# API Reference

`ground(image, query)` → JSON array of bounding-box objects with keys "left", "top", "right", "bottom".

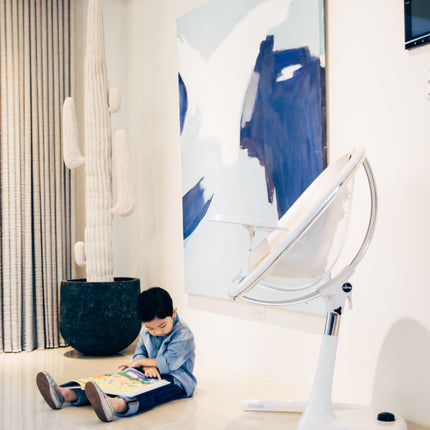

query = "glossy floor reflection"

[{"left": 0, "top": 345, "right": 427, "bottom": 429}]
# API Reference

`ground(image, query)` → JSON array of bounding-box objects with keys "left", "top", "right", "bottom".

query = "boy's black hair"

[{"left": 136, "top": 287, "right": 174, "bottom": 322}]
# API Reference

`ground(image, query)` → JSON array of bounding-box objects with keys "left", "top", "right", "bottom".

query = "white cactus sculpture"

[{"left": 63, "top": 0, "right": 136, "bottom": 282}]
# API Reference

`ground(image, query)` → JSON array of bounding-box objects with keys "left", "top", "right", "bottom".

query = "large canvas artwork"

[{"left": 177, "top": 0, "right": 327, "bottom": 312}]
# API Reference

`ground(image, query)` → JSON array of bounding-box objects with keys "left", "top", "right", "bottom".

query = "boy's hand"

[
  {"left": 118, "top": 357, "right": 158, "bottom": 372},
  {"left": 117, "top": 361, "right": 139, "bottom": 371},
  {"left": 143, "top": 366, "right": 161, "bottom": 379},
  {"left": 118, "top": 358, "right": 160, "bottom": 372}
]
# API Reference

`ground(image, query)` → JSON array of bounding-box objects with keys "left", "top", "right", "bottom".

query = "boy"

[{"left": 36, "top": 287, "right": 197, "bottom": 422}]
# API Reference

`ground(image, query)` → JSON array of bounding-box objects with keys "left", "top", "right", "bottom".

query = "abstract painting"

[{"left": 177, "top": 0, "right": 327, "bottom": 312}]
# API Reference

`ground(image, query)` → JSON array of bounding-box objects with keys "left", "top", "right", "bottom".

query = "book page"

[{"left": 71, "top": 368, "right": 170, "bottom": 397}]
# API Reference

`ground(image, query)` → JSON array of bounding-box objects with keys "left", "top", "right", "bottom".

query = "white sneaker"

[
  {"left": 85, "top": 381, "right": 115, "bottom": 422},
  {"left": 36, "top": 371, "right": 65, "bottom": 410}
]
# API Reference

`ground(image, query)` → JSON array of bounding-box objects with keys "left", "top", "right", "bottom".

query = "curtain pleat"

[
  {"left": 0, "top": 1, "right": 3, "bottom": 352},
  {"left": 0, "top": 0, "right": 74, "bottom": 352}
]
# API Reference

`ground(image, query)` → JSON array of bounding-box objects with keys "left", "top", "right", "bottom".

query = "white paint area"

[
  {"left": 178, "top": 0, "right": 293, "bottom": 167},
  {"left": 277, "top": 64, "right": 303, "bottom": 81}
]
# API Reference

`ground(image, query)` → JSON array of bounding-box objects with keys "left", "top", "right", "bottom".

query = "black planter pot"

[{"left": 60, "top": 277, "right": 141, "bottom": 356}]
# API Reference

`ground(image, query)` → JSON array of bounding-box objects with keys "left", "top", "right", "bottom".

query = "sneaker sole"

[
  {"left": 85, "top": 382, "right": 114, "bottom": 422},
  {"left": 36, "top": 372, "right": 62, "bottom": 410}
]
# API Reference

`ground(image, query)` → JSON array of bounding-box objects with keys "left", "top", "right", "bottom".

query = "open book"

[{"left": 65, "top": 368, "right": 170, "bottom": 397}]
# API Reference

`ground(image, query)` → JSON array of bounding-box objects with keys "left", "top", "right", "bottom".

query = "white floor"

[{"left": 0, "top": 345, "right": 427, "bottom": 430}]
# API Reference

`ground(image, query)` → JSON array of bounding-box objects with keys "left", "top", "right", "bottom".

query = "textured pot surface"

[{"left": 60, "top": 278, "right": 141, "bottom": 355}]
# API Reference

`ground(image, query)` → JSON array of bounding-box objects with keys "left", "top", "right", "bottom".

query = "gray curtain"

[{"left": 0, "top": 0, "right": 75, "bottom": 352}]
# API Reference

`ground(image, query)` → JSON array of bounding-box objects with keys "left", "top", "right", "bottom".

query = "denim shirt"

[{"left": 133, "top": 314, "right": 197, "bottom": 397}]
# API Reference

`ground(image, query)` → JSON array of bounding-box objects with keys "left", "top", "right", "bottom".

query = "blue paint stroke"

[
  {"left": 241, "top": 35, "right": 327, "bottom": 218},
  {"left": 178, "top": 73, "right": 188, "bottom": 134},
  {"left": 182, "top": 178, "right": 214, "bottom": 240}
]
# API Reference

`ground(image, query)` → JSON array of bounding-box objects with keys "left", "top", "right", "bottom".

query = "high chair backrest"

[{"left": 230, "top": 148, "right": 367, "bottom": 300}]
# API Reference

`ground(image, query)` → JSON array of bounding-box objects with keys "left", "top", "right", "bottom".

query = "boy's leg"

[
  {"left": 36, "top": 372, "right": 65, "bottom": 410},
  {"left": 62, "top": 387, "right": 90, "bottom": 406},
  {"left": 84, "top": 375, "right": 186, "bottom": 422},
  {"left": 36, "top": 371, "right": 90, "bottom": 410},
  {"left": 59, "top": 381, "right": 90, "bottom": 406},
  {"left": 116, "top": 375, "right": 186, "bottom": 417},
  {"left": 85, "top": 381, "right": 116, "bottom": 422}
]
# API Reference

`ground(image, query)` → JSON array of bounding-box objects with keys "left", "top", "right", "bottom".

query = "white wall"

[
  {"left": 76, "top": 0, "right": 430, "bottom": 425},
  {"left": 327, "top": 0, "right": 430, "bottom": 422}
]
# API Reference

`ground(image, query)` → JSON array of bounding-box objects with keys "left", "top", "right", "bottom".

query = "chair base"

[
  {"left": 297, "top": 406, "right": 407, "bottom": 430},
  {"left": 242, "top": 401, "right": 406, "bottom": 430}
]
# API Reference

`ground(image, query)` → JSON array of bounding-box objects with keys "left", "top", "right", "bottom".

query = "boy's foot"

[
  {"left": 36, "top": 371, "right": 65, "bottom": 409},
  {"left": 85, "top": 381, "right": 115, "bottom": 422}
]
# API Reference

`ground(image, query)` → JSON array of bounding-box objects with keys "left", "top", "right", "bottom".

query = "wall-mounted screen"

[{"left": 405, "top": 0, "right": 430, "bottom": 49}]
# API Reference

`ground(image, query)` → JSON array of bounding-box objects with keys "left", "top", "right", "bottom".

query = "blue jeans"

[
  {"left": 63, "top": 375, "right": 186, "bottom": 417},
  {"left": 117, "top": 375, "right": 186, "bottom": 416}
]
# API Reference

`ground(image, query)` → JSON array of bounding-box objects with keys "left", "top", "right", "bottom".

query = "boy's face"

[{"left": 144, "top": 308, "right": 177, "bottom": 337}]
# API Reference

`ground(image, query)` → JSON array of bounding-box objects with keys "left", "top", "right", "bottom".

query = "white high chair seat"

[{"left": 229, "top": 148, "right": 366, "bottom": 302}]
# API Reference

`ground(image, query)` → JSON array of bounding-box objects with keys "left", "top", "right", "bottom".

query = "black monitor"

[{"left": 405, "top": 0, "right": 430, "bottom": 49}]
